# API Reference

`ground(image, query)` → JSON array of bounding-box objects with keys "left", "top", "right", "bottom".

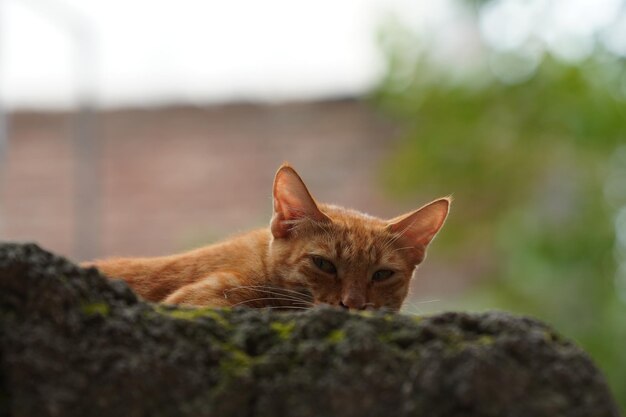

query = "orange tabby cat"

[{"left": 85, "top": 164, "right": 450, "bottom": 311}]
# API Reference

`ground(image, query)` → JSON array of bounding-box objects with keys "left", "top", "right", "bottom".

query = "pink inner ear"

[
  {"left": 388, "top": 198, "right": 450, "bottom": 248},
  {"left": 271, "top": 165, "right": 328, "bottom": 238},
  {"left": 276, "top": 188, "right": 314, "bottom": 221}
]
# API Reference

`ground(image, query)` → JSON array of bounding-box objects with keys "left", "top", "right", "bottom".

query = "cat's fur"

[{"left": 84, "top": 164, "right": 450, "bottom": 311}]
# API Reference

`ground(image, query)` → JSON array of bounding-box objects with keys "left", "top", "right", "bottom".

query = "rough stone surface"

[{"left": 0, "top": 243, "right": 621, "bottom": 417}]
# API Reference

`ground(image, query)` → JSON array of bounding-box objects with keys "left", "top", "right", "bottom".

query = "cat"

[{"left": 84, "top": 164, "right": 450, "bottom": 311}]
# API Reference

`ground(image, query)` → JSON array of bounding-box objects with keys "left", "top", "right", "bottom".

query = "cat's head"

[{"left": 269, "top": 164, "right": 450, "bottom": 311}]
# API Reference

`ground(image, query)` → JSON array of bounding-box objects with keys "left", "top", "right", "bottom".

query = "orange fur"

[{"left": 83, "top": 164, "right": 450, "bottom": 311}]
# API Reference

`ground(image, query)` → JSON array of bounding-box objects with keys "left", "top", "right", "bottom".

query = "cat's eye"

[
  {"left": 311, "top": 256, "right": 337, "bottom": 274},
  {"left": 372, "top": 269, "right": 394, "bottom": 282}
]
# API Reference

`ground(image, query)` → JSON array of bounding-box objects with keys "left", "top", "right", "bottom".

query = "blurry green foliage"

[{"left": 372, "top": 12, "right": 626, "bottom": 411}]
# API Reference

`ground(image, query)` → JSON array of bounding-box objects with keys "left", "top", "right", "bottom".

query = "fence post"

[{"left": 0, "top": 0, "right": 8, "bottom": 238}]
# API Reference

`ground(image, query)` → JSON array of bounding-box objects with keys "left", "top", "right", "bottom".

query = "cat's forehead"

[
  {"left": 313, "top": 204, "right": 406, "bottom": 263},
  {"left": 320, "top": 204, "right": 385, "bottom": 226},
  {"left": 318, "top": 225, "right": 408, "bottom": 270},
  {"left": 320, "top": 204, "right": 391, "bottom": 244}
]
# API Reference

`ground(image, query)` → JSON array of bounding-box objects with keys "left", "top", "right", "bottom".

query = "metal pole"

[
  {"left": 19, "top": 0, "right": 100, "bottom": 260},
  {"left": 0, "top": 0, "right": 8, "bottom": 239},
  {"left": 71, "top": 22, "right": 100, "bottom": 261}
]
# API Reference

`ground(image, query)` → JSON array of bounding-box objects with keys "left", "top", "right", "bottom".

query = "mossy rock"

[{"left": 0, "top": 243, "right": 621, "bottom": 417}]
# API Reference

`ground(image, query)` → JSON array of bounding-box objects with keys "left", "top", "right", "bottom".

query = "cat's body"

[{"left": 86, "top": 165, "right": 450, "bottom": 311}]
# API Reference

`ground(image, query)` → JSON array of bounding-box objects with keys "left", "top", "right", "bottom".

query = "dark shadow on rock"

[{"left": 0, "top": 243, "right": 621, "bottom": 417}]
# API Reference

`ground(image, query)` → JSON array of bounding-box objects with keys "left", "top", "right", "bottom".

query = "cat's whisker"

[
  {"left": 395, "top": 217, "right": 420, "bottom": 238},
  {"left": 231, "top": 296, "right": 314, "bottom": 308},
  {"left": 249, "top": 289, "right": 311, "bottom": 302},
  {"left": 402, "top": 304, "right": 424, "bottom": 315},
  {"left": 380, "top": 217, "right": 420, "bottom": 253},
  {"left": 227, "top": 290, "right": 312, "bottom": 305},
  {"left": 384, "top": 232, "right": 407, "bottom": 249},
  {"left": 240, "top": 284, "right": 313, "bottom": 299},
  {"left": 380, "top": 232, "right": 407, "bottom": 253},
  {"left": 223, "top": 285, "right": 306, "bottom": 298},
  {"left": 224, "top": 287, "right": 311, "bottom": 303},
  {"left": 262, "top": 305, "right": 311, "bottom": 311},
  {"left": 224, "top": 284, "right": 301, "bottom": 295},
  {"left": 391, "top": 246, "right": 414, "bottom": 253},
  {"left": 223, "top": 286, "right": 306, "bottom": 301},
  {"left": 402, "top": 298, "right": 442, "bottom": 315},
  {"left": 225, "top": 285, "right": 313, "bottom": 302},
  {"left": 413, "top": 299, "right": 440, "bottom": 304}
]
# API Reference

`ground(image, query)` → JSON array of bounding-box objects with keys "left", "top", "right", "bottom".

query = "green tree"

[{"left": 373, "top": 13, "right": 626, "bottom": 410}]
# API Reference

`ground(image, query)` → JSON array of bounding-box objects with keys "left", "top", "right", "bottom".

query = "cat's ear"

[
  {"left": 387, "top": 197, "right": 451, "bottom": 252},
  {"left": 271, "top": 164, "right": 329, "bottom": 238}
]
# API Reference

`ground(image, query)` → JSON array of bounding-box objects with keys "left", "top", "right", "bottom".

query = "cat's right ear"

[{"left": 271, "top": 164, "right": 329, "bottom": 238}]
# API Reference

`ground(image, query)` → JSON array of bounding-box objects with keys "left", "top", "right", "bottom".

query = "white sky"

[
  {"left": 0, "top": 0, "right": 623, "bottom": 109},
  {"left": 0, "top": 0, "right": 460, "bottom": 109}
]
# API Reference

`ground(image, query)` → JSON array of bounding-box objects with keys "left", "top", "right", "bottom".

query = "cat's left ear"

[
  {"left": 387, "top": 197, "right": 451, "bottom": 252},
  {"left": 271, "top": 164, "right": 330, "bottom": 238}
]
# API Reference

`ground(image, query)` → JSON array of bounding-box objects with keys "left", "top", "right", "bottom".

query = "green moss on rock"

[
  {"left": 270, "top": 320, "right": 296, "bottom": 340},
  {"left": 156, "top": 305, "right": 231, "bottom": 327},
  {"left": 326, "top": 329, "right": 346, "bottom": 344},
  {"left": 80, "top": 302, "right": 110, "bottom": 316},
  {"left": 219, "top": 346, "right": 254, "bottom": 377}
]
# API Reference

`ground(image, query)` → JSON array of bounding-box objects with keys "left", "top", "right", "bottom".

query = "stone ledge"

[{"left": 0, "top": 243, "right": 620, "bottom": 417}]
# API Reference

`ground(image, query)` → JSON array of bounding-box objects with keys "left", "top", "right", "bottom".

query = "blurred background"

[{"left": 0, "top": 0, "right": 625, "bottom": 409}]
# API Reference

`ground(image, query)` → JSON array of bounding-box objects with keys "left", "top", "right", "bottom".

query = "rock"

[{"left": 0, "top": 243, "right": 621, "bottom": 417}]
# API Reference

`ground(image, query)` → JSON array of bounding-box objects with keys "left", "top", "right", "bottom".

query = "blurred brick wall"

[{"left": 1, "top": 99, "right": 402, "bottom": 261}]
